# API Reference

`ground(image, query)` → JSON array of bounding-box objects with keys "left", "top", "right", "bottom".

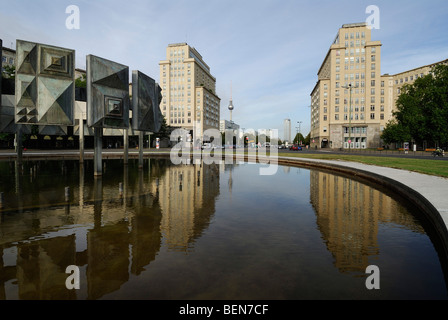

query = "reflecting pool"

[{"left": 0, "top": 158, "right": 447, "bottom": 300}]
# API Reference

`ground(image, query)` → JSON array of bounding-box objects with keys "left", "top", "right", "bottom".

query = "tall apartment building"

[
  {"left": 284, "top": 119, "right": 291, "bottom": 143},
  {"left": 311, "top": 23, "right": 448, "bottom": 150},
  {"left": 311, "top": 23, "right": 386, "bottom": 149},
  {"left": 159, "top": 43, "right": 220, "bottom": 142}
]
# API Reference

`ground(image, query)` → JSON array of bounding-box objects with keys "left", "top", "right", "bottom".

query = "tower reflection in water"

[
  {"left": 310, "top": 170, "right": 426, "bottom": 275},
  {"left": 0, "top": 159, "right": 220, "bottom": 300}
]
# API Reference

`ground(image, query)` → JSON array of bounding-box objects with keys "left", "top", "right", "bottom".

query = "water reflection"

[
  {"left": 0, "top": 159, "right": 446, "bottom": 300},
  {"left": 310, "top": 171, "right": 425, "bottom": 274},
  {"left": 0, "top": 159, "right": 220, "bottom": 299}
]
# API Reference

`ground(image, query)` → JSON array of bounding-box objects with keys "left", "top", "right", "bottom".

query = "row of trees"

[{"left": 381, "top": 64, "right": 448, "bottom": 148}]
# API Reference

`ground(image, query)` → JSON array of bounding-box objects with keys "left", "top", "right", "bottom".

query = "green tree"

[
  {"left": 381, "top": 120, "right": 411, "bottom": 145},
  {"left": 293, "top": 133, "right": 306, "bottom": 145},
  {"left": 2, "top": 65, "right": 15, "bottom": 79},
  {"left": 382, "top": 64, "right": 448, "bottom": 146},
  {"left": 304, "top": 132, "right": 311, "bottom": 145},
  {"left": 152, "top": 115, "right": 172, "bottom": 140},
  {"left": 75, "top": 74, "right": 87, "bottom": 88}
]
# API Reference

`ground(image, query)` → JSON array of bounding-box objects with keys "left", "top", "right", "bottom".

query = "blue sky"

[{"left": 1, "top": 0, "right": 448, "bottom": 140}]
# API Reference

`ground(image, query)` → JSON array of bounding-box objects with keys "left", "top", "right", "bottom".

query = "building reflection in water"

[
  {"left": 310, "top": 170, "right": 425, "bottom": 275},
  {"left": 0, "top": 159, "right": 220, "bottom": 300}
]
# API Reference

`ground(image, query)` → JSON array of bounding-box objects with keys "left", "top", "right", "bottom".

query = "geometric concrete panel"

[
  {"left": 86, "top": 55, "right": 129, "bottom": 129},
  {"left": 0, "top": 95, "right": 16, "bottom": 133},
  {"left": 0, "top": 38, "right": 2, "bottom": 110},
  {"left": 15, "top": 40, "right": 75, "bottom": 126},
  {"left": 39, "top": 125, "right": 68, "bottom": 136},
  {"left": 131, "top": 70, "right": 162, "bottom": 133}
]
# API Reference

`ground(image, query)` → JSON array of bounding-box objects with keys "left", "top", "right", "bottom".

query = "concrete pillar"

[
  {"left": 124, "top": 129, "right": 129, "bottom": 165},
  {"left": 94, "top": 127, "right": 103, "bottom": 176},
  {"left": 79, "top": 117, "right": 84, "bottom": 163},
  {"left": 15, "top": 124, "right": 23, "bottom": 162},
  {"left": 139, "top": 131, "right": 144, "bottom": 169}
]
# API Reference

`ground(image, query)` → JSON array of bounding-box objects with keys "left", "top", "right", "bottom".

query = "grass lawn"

[{"left": 277, "top": 152, "right": 448, "bottom": 178}]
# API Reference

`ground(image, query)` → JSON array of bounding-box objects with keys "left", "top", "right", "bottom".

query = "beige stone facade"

[
  {"left": 159, "top": 43, "right": 220, "bottom": 142},
  {"left": 311, "top": 23, "right": 385, "bottom": 149},
  {"left": 310, "top": 22, "right": 447, "bottom": 150}
]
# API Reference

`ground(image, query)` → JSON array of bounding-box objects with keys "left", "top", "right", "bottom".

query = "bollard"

[
  {"left": 65, "top": 187, "right": 70, "bottom": 202},
  {"left": 0, "top": 192, "right": 4, "bottom": 209}
]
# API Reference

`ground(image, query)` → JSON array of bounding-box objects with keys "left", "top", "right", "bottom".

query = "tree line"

[{"left": 381, "top": 64, "right": 448, "bottom": 149}]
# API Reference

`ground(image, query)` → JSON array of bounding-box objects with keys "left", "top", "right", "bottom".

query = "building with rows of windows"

[
  {"left": 310, "top": 22, "right": 447, "bottom": 150},
  {"left": 1, "top": 46, "right": 15, "bottom": 75},
  {"left": 159, "top": 43, "right": 220, "bottom": 143}
]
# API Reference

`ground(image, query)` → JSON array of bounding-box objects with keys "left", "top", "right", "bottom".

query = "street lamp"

[
  {"left": 297, "top": 121, "right": 302, "bottom": 145},
  {"left": 341, "top": 83, "right": 358, "bottom": 151}
]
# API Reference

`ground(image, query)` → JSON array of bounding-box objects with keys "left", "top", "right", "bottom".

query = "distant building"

[
  {"left": 159, "top": 43, "right": 220, "bottom": 142},
  {"left": 284, "top": 119, "right": 291, "bottom": 143},
  {"left": 219, "top": 120, "right": 240, "bottom": 133},
  {"left": 1, "top": 46, "right": 15, "bottom": 75}
]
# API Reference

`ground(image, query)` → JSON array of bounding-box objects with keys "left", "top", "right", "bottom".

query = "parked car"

[{"left": 289, "top": 145, "right": 302, "bottom": 151}]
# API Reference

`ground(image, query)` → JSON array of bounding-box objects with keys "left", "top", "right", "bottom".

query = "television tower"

[{"left": 228, "top": 81, "right": 234, "bottom": 123}]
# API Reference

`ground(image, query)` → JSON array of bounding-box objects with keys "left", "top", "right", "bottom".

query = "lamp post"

[
  {"left": 341, "top": 83, "right": 358, "bottom": 151},
  {"left": 297, "top": 121, "right": 302, "bottom": 145}
]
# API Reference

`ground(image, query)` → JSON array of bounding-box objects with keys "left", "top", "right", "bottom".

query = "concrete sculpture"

[
  {"left": 15, "top": 40, "right": 75, "bottom": 126},
  {"left": 131, "top": 70, "right": 162, "bottom": 133},
  {"left": 86, "top": 55, "right": 129, "bottom": 129}
]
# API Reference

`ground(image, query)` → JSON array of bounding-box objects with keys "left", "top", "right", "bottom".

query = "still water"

[{"left": 0, "top": 158, "right": 447, "bottom": 300}]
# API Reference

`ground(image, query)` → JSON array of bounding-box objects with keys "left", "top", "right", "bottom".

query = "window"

[
  {"left": 335, "top": 114, "right": 339, "bottom": 120},
  {"left": 370, "top": 113, "right": 375, "bottom": 120}
]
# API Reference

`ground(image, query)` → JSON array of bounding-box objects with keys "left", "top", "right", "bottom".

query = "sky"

[{"left": 1, "top": 0, "right": 448, "bottom": 140}]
